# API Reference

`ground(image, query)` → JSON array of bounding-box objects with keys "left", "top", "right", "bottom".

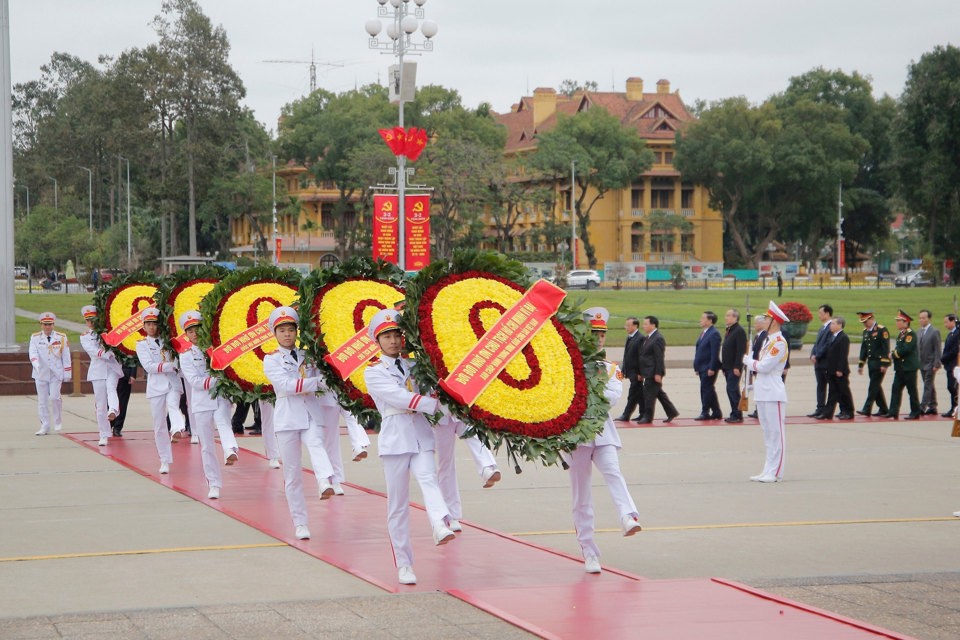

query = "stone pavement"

[{"left": 1, "top": 364, "right": 959, "bottom": 639}]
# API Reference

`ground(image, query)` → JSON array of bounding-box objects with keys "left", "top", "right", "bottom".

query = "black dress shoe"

[
  {"left": 662, "top": 412, "right": 679, "bottom": 424},
  {"left": 856, "top": 410, "right": 870, "bottom": 416},
  {"left": 247, "top": 428, "right": 263, "bottom": 435},
  {"left": 942, "top": 410, "right": 956, "bottom": 418},
  {"left": 816, "top": 414, "right": 833, "bottom": 420},
  {"left": 724, "top": 416, "right": 743, "bottom": 423},
  {"left": 709, "top": 414, "right": 723, "bottom": 420},
  {"left": 904, "top": 413, "right": 921, "bottom": 420},
  {"left": 806, "top": 412, "right": 821, "bottom": 418},
  {"left": 693, "top": 414, "right": 710, "bottom": 421},
  {"left": 747, "top": 411, "right": 758, "bottom": 419},
  {"left": 923, "top": 409, "right": 938, "bottom": 415},
  {"left": 614, "top": 415, "right": 631, "bottom": 422},
  {"left": 837, "top": 413, "right": 854, "bottom": 420},
  {"left": 634, "top": 418, "right": 652, "bottom": 425},
  {"left": 881, "top": 413, "right": 897, "bottom": 419}
]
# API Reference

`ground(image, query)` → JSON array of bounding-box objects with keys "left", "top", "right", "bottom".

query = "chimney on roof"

[
  {"left": 657, "top": 79, "right": 671, "bottom": 94},
  {"left": 626, "top": 77, "right": 644, "bottom": 101},
  {"left": 532, "top": 87, "right": 557, "bottom": 127}
]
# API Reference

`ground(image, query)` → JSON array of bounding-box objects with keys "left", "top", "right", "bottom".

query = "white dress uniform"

[
  {"left": 565, "top": 308, "right": 642, "bottom": 570},
  {"left": 29, "top": 312, "right": 71, "bottom": 435},
  {"left": 342, "top": 406, "right": 371, "bottom": 460},
  {"left": 743, "top": 301, "right": 790, "bottom": 482},
  {"left": 435, "top": 410, "right": 498, "bottom": 525},
  {"left": 261, "top": 307, "right": 336, "bottom": 535},
  {"left": 363, "top": 309, "right": 452, "bottom": 577},
  {"left": 258, "top": 398, "right": 280, "bottom": 465},
  {"left": 177, "top": 311, "right": 240, "bottom": 496},
  {"left": 79, "top": 308, "right": 122, "bottom": 444},
  {"left": 135, "top": 308, "right": 186, "bottom": 468}
]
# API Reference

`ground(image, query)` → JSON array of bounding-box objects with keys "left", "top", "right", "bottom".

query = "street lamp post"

[
  {"left": 271, "top": 155, "right": 278, "bottom": 266},
  {"left": 570, "top": 160, "right": 577, "bottom": 270},
  {"left": 78, "top": 166, "right": 92, "bottom": 236},
  {"left": 116, "top": 155, "right": 131, "bottom": 266},
  {"left": 365, "top": 0, "right": 438, "bottom": 271}
]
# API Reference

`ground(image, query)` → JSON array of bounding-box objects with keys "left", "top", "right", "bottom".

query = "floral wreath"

[
  {"left": 401, "top": 250, "right": 609, "bottom": 468},
  {"left": 196, "top": 265, "right": 301, "bottom": 404},
  {"left": 92, "top": 271, "right": 163, "bottom": 362},
  {"left": 155, "top": 265, "right": 229, "bottom": 344},
  {"left": 299, "top": 257, "right": 405, "bottom": 425}
]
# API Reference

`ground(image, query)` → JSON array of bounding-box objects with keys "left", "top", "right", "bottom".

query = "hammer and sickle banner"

[
  {"left": 373, "top": 195, "right": 399, "bottom": 265},
  {"left": 439, "top": 279, "right": 567, "bottom": 406},
  {"left": 404, "top": 194, "right": 431, "bottom": 271}
]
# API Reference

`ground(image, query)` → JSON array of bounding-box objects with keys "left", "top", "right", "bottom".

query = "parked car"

[
  {"left": 894, "top": 270, "right": 933, "bottom": 287},
  {"left": 100, "top": 268, "right": 127, "bottom": 283},
  {"left": 565, "top": 269, "right": 602, "bottom": 289}
]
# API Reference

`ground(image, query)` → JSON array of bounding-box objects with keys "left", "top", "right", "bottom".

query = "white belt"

[{"left": 383, "top": 408, "right": 414, "bottom": 418}]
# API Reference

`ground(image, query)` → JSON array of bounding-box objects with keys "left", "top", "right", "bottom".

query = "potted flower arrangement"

[{"left": 777, "top": 301, "right": 813, "bottom": 350}]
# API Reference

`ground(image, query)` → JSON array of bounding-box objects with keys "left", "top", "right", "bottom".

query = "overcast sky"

[{"left": 9, "top": 0, "right": 959, "bottom": 133}]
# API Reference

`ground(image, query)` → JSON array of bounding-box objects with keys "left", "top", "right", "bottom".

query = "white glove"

[
  {"left": 746, "top": 384, "right": 754, "bottom": 392},
  {"left": 742, "top": 354, "right": 754, "bottom": 368},
  {"left": 954, "top": 366, "right": 960, "bottom": 382}
]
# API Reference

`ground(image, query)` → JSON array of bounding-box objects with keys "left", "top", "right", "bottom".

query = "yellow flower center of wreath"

[
  {"left": 431, "top": 277, "right": 575, "bottom": 423},
  {"left": 171, "top": 281, "right": 216, "bottom": 333},
  {"left": 108, "top": 284, "right": 158, "bottom": 354},
  {"left": 317, "top": 280, "right": 403, "bottom": 394},
  {"left": 218, "top": 282, "right": 297, "bottom": 388}
]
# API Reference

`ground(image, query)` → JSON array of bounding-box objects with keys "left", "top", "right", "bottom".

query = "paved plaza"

[{"left": 1, "top": 351, "right": 959, "bottom": 639}]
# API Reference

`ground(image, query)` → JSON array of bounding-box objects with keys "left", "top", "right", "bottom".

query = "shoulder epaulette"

[{"left": 32, "top": 331, "right": 41, "bottom": 337}]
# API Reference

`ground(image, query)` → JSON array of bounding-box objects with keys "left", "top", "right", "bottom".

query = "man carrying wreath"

[{"left": 363, "top": 308, "right": 455, "bottom": 586}]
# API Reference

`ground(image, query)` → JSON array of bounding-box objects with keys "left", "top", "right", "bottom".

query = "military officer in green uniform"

[
  {"left": 884, "top": 309, "right": 921, "bottom": 420},
  {"left": 856, "top": 311, "right": 891, "bottom": 416}
]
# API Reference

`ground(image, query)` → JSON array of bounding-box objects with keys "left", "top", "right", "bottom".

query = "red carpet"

[
  {"left": 65, "top": 431, "right": 910, "bottom": 640},
  {"left": 615, "top": 413, "right": 947, "bottom": 428}
]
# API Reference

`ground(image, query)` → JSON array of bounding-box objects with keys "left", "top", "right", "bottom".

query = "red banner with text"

[
  {"left": 373, "top": 195, "right": 400, "bottom": 265},
  {"left": 404, "top": 194, "right": 431, "bottom": 271}
]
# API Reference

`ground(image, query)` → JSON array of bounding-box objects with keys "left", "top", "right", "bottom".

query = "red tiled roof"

[{"left": 498, "top": 87, "right": 694, "bottom": 154}]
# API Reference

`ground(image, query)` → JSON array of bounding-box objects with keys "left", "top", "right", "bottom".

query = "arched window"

[{"left": 319, "top": 254, "right": 339, "bottom": 269}]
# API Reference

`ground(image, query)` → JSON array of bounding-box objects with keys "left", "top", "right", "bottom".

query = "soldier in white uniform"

[
  {"left": 342, "top": 406, "right": 370, "bottom": 461},
  {"left": 177, "top": 311, "right": 241, "bottom": 500},
  {"left": 135, "top": 307, "right": 187, "bottom": 474},
  {"left": 29, "top": 312, "right": 71, "bottom": 435},
  {"left": 259, "top": 399, "right": 281, "bottom": 469},
  {"left": 262, "top": 306, "right": 337, "bottom": 540},
  {"left": 435, "top": 410, "right": 500, "bottom": 532},
  {"left": 363, "top": 309, "right": 454, "bottom": 586},
  {"left": 742, "top": 301, "right": 790, "bottom": 483},
  {"left": 79, "top": 305, "right": 122, "bottom": 446},
  {"left": 564, "top": 308, "right": 642, "bottom": 574}
]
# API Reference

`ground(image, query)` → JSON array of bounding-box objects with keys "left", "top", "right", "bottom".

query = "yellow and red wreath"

[{"left": 92, "top": 272, "right": 162, "bottom": 359}]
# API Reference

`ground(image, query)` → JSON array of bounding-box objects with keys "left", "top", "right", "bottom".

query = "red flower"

[{"left": 778, "top": 301, "right": 813, "bottom": 323}]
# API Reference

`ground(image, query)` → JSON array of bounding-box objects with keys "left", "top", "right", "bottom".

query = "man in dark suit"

[
  {"left": 916, "top": 309, "right": 942, "bottom": 415},
  {"left": 614, "top": 316, "right": 645, "bottom": 421},
  {"left": 720, "top": 308, "right": 747, "bottom": 423},
  {"left": 808, "top": 304, "right": 834, "bottom": 418},
  {"left": 819, "top": 317, "right": 854, "bottom": 419},
  {"left": 637, "top": 316, "right": 679, "bottom": 424},
  {"left": 693, "top": 311, "right": 722, "bottom": 420},
  {"left": 940, "top": 313, "right": 959, "bottom": 417}
]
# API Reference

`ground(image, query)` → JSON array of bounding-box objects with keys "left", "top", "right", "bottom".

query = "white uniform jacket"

[
  {"left": 364, "top": 356, "right": 439, "bottom": 456},
  {"left": 746, "top": 331, "right": 789, "bottom": 402},
  {"left": 29, "top": 331, "right": 71, "bottom": 382},
  {"left": 135, "top": 337, "right": 180, "bottom": 398},
  {"left": 591, "top": 360, "right": 624, "bottom": 448},
  {"left": 263, "top": 346, "right": 332, "bottom": 432},
  {"left": 80, "top": 331, "right": 123, "bottom": 381},
  {"left": 179, "top": 344, "right": 223, "bottom": 413}
]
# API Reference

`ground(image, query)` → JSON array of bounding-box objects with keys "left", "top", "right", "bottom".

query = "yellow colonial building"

[{"left": 490, "top": 77, "right": 724, "bottom": 281}]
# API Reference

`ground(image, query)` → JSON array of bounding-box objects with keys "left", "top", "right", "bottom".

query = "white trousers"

[
  {"left": 258, "top": 400, "right": 279, "bottom": 460},
  {"left": 276, "top": 426, "right": 334, "bottom": 527},
  {"left": 435, "top": 421, "right": 497, "bottom": 520},
  {"left": 382, "top": 451, "right": 451, "bottom": 569},
  {"left": 34, "top": 378, "right": 62, "bottom": 431},
  {"left": 567, "top": 444, "right": 638, "bottom": 559},
  {"left": 342, "top": 407, "right": 371, "bottom": 450},
  {"left": 314, "top": 405, "right": 344, "bottom": 483},
  {"left": 192, "top": 409, "right": 222, "bottom": 489},
  {"left": 148, "top": 390, "right": 185, "bottom": 464},
  {"left": 214, "top": 399, "right": 238, "bottom": 453},
  {"left": 91, "top": 378, "right": 119, "bottom": 439},
  {"left": 756, "top": 400, "right": 786, "bottom": 479}
]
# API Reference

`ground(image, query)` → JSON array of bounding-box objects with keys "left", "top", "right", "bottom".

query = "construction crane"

[{"left": 262, "top": 49, "right": 345, "bottom": 94}]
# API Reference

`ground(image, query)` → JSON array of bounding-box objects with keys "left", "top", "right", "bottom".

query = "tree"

[
  {"left": 152, "top": 0, "right": 245, "bottom": 256},
  {"left": 892, "top": 45, "right": 960, "bottom": 256},
  {"left": 532, "top": 107, "right": 654, "bottom": 268},
  {"left": 558, "top": 79, "right": 598, "bottom": 97}
]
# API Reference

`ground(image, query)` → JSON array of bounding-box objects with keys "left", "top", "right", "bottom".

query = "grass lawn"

[{"left": 14, "top": 287, "right": 960, "bottom": 346}]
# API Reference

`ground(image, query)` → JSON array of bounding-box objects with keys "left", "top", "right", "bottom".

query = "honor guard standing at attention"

[
  {"left": 856, "top": 311, "right": 891, "bottom": 417},
  {"left": 884, "top": 309, "right": 922, "bottom": 420},
  {"left": 29, "top": 312, "right": 71, "bottom": 435},
  {"left": 136, "top": 307, "right": 187, "bottom": 474},
  {"left": 177, "top": 311, "right": 241, "bottom": 500},
  {"left": 79, "top": 305, "right": 122, "bottom": 446},
  {"left": 742, "top": 301, "right": 790, "bottom": 483},
  {"left": 262, "top": 306, "right": 337, "bottom": 541},
  {"left": 565, "top": 308, "right": 642, "bottom": 575},
  {"left": 363, "top": 308, "right": 454, "bottom": 586}
]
